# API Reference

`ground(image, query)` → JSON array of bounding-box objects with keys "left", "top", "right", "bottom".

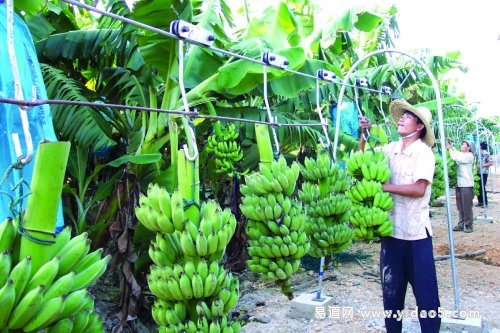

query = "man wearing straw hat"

[
  {"left": 359, "top": 99, "right": 440, "bottom": 333},
  {"left": 446, "top": 139, "right": 475, "bottom": 232}
]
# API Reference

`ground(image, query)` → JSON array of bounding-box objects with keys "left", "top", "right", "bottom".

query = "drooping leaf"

[
  {"left": 107, "top": 153, "right": 162, "bottom": 167},
  {"left": 41, "top": 64, "right": 116, "bottom": 151}
]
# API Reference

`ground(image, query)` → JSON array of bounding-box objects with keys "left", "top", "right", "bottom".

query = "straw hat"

[{"left": 389, "top": 99, "right": 435, "bottom": 147}]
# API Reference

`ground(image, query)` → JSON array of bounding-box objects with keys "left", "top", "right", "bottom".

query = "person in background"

[
  {"left": 476, "top": 141, "right": 494, "bottom": 207},
  {"left": 446, "top": 140, "right": 475, "bottom": 232},
  {"left": 359, "top": 100, "right": 440, "bottom": 333}
]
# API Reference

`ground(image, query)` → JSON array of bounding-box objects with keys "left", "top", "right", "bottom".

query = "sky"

[
  {"left": 310, "top": 0, "right": 500, "bottom": 119},
  {"left": 392, "top": 1, "right": 500, "bottom": 119}
]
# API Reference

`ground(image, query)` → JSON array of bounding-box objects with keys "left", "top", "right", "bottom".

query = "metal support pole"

[{"left": 333, "top": 49, "right": 461, "bottom": 314}]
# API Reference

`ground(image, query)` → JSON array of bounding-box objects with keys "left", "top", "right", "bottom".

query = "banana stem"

[
  {"left": 20, "top": 141, "right": 71, "bottom": 274},
  {"left": 206, "top": 101, "right": 223, "bottom": 137},
  {"left": 169, "top": 120, "right": 179, "bottom": 189},
  {"left": 255, "top": 124, "right": 274, "bottom": 167},
  {"left": 178, "top": 150, "right": 200, "bottom": 226}
]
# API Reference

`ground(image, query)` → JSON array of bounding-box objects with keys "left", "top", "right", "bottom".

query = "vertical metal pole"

[{"left": 262, "top": 66, "right": 280, "bottom": 157}]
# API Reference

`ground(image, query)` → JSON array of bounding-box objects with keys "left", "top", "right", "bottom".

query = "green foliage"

[{"left": 41, "top": 64, "right": 116, "bottom": 151}]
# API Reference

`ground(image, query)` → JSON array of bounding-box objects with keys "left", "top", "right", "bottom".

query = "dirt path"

[{"left": 239, "top": 173, "right": 500, "bottom": 333}]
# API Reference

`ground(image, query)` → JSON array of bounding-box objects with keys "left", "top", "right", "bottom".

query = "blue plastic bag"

[
  {"left": 330, "top": 100, "right": 361, "bottom": 139},
  {"left": 0, "top": 4, "right": 64, "bottom": 232}
]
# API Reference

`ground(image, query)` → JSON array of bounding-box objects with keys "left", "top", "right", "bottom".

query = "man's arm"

[
  {"left": 382, "top": 179, "right": 429, "bottom": 198},
  {"left": 483, "top": 161, "right": 494, "bottom": 168},
  {"left": 358, "top": 116, "right": 371, "bottom": 151}
]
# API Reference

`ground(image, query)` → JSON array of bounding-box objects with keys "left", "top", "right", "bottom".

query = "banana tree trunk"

[{"left": 20, "top": 141, "right": 71, "bottom": 274}]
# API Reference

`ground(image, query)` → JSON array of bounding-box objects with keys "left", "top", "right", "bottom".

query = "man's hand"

[{"left": 359, "top": 116, "right": 371, "bottom": 130}]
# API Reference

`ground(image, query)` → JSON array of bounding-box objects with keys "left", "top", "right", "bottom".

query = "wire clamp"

[
  {"left": 261, "top": 51, "right": 289, "bottom": 69},
  {"left": 317, "top": 69, "right": 336, "bottom": 82},
  {"left": 170, "top": 20, "right": 215, "bottom": 47},
  {"left": 355, "top": 77, "right": 368, "bottom": 87},
  {"left": 381, "top": 85, "right": 392, "bottom": 95}
]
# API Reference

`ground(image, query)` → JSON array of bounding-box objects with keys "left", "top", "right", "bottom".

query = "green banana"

[
  {"left": 0, "top": 279, "right": 16, "bottom": 329},
  {"left": 170, "top": 191, "right": 185, "bottom": 231},
  {"left": 184, "top": 260, "right": 196, "bottom": 279},
  {"left": 23, "top": 295, "right": 65, "bottom": 332},
  {"left": 72, "top": 248, "right": 104, "bottom": 274},
  {"left": 24, "top": 255, "right": 60, "bottom": 296},
  {"left": 59, "top": 289, "right": 90, "bottom": 319},
  {"left": 203, "top": 272, "right": 217, "bottom": 298},
  {"left": 179, "top": 272, "right": 194, "bottom": 299},
  {"left": 42, "top": 271, "right": 75, "bottom": 303},
  {"left": 71, "top": 254, "right": 110, "bottom": 291},
  {"left": 9, "top": 255, "right": 32, "bottom": 304},
  {"left": 191, "top": 272, "right": 204, "bottom": 298},
  {"left": 180, "top": 230, "right": 198, "bottom": 257},
  {"left": 0, "top": 249, "right": 12, "bottom": 286},
  {"left": 56, "top": 232, "right": 90, "bottom": 276},
  {"left": 71, "top": 308, "right": 90, "bottom": 333},
  {"left": 196, "top": 232, "right": 208, "bottom": 257},
  {"left": 7, "top": 284, "right": 45, "bottom": 329},
  {"left": 46, "top": 317, "right": 74, "bottom": 333},
  {"left": 0, "top": 217, "right": 16, "bottom": 252}
]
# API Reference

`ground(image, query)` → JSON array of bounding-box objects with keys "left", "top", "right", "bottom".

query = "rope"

[{"left": 183, "top": 198, "right": 200, "bottom": 211}]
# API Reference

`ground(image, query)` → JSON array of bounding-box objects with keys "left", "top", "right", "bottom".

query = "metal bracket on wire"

[
  {"left": 6, "top": 0, "right": 33, "bottom": 165},
  {"left": 315, "top": 69, "right": 334, "bottom": 151},
  {"left": 261, "top": 51, "right": 285, "bottom": 157},
  {"left": 170, "top": 21, "right": 215, "bottom": 161},
  {"left": 354, "top": 77, "right": 370, "bottom": 142},
  {"left": 378, "top": 86, "right": 393, "bottom": 137}
]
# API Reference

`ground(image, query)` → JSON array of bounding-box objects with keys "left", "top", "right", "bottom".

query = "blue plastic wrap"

[
  {"left": 0, "top": 4, "right": 64, "bottom": 232},
  {"left": 330, "top": 100, "right": 360, "bottom": 138}
]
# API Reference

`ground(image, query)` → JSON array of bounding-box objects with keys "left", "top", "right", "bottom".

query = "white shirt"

[
  {"left": 448, "top": 149, "right": 474, "bottom": 187},
  {"left": 382, "top": 139, "right": 435, "bottom": 240}
]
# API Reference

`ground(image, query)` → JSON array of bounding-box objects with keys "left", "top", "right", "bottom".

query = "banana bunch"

[
  {"left": 300, "top": 153, "right": 338, "bottom": 180},
  {"left": 446, "top": 156, "right": 457, "bottom": 188},
  {"left": 148, "top": 260, "right": 237, "bottom": 303},
  {"left": 303, "top": 218, "right": 353, "bottom": 258},
  {"left": 298, "top": 156, "right": 353, "bottom": 258},
  {"left": 473, "top": 168, "right": 480, "bottom": 197},
  {"left": 244, "top": 207, "right": 309, "bottom": 296},
  {"left": 151, "top": 267, "right": 240, "bottom": 333},
  {"left": 205, "top": 123, "right": 243, "bottom": 177},
  {"left": 240, "top": 156, "right": 309, "bottom": 298},
  {"left": 350, "top": 206, "right": 393, "bottom": 240},
  {"left": 179, "top": 202, "right": 237, "bottom": 261},
  {"left": 430, "top": 153, "right": 445, "bottom": 206},
  {"left": 240, "top": 156, "right": 300, "bottom": 197},
  {"left": 346, "top": 150, "right": 390, "bottom": 182},
  {"left": 305, "top": 195, "right": 351, "bottom": 218},
  {"left": 142, "top": 197, "right": 237, "bottom": 262},
  {"left": 135, "top": 184, "right": 181, "bottom": 234},
  {"left": 346, "top": 150, "right": 394, "bottom": 241},
  {"left": 136, "top": 184, "right": 241, "bottom": 332},
  {"left": 0, "top": 219, "right": 108, "bottom": 332}
]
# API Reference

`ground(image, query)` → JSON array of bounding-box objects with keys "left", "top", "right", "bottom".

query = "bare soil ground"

[{"left": 238, "top": 172, "right": 500, "bottom": 333}]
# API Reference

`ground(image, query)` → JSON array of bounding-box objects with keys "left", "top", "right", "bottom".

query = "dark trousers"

[
  {"left": 477, "top": 173, "right": 488, "bottom": 205},
  {"left": 456, "top": 187, "right": 473, "bottom": 229},
  {"left": 380, "top": 233, "right": 441, "bottom": 333}
]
